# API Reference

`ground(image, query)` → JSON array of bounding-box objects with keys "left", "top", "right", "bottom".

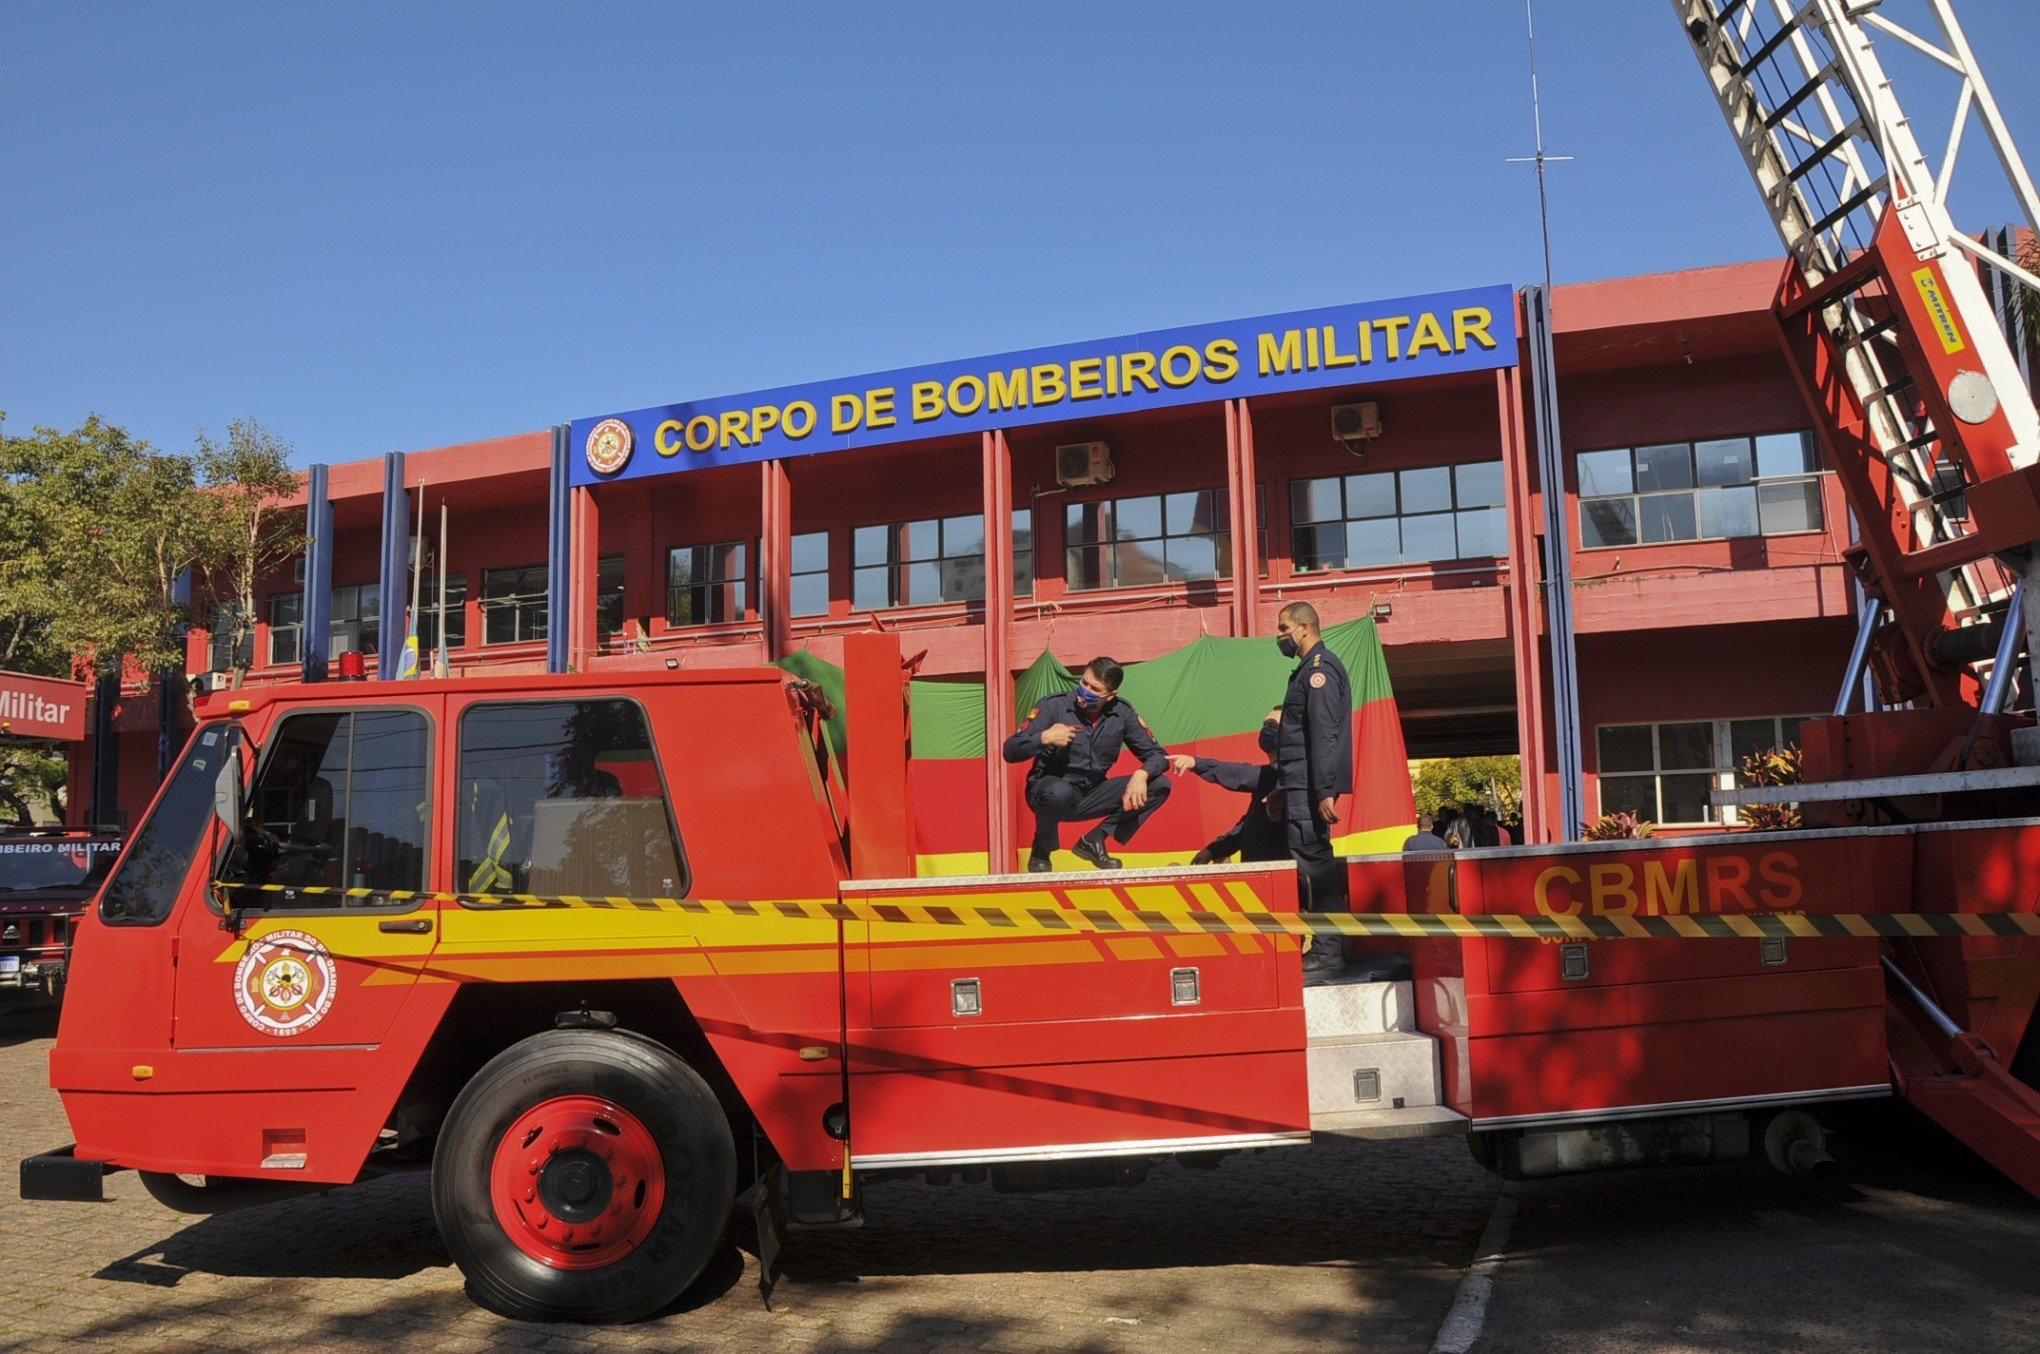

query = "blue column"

[
  {"left": 378, "top": 452, "right": 409, "bottom": 680},
  {"left": 547, "top": 425, "right": 571, "bottom": 675},
  {"left": 302, "top": 463, "right": 334, "bottom": 682},
  {"left": 1526, "top": 285, "right": 1585, "bottom": 838}
]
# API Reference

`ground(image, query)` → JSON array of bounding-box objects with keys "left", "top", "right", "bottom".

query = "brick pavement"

[{"left": 0, "top": 1004, "right": 1500, "bottom": 1352}]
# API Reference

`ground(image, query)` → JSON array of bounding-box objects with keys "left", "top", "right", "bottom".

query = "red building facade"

[{"left": 82, "top": 257, "right": 1869, "bottom": 847}]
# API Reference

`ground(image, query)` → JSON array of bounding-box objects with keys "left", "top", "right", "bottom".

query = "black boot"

[
  {"left": 1072, "top": 829, "right": 1122, "bottom": 870},
  {"left": 1027, "top": 851, "right": 1054, "bottom": 873}
]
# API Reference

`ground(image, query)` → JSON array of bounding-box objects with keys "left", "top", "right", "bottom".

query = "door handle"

[{"left": 378, "top": 918, "right": 433, "bottom": 934}]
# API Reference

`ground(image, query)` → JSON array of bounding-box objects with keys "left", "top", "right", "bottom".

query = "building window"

[
  {"left": 1065, "top": 489, "right": 1241, "bottom": 591},
  {"left": 269, "top": 593, "right": 303, "bottom": 666},
  {"left": 483, "top": 565, "right": 548, "bottom": 645},
  {"left": 331, "top": 585, "right": 380, "bottom": 657},
  {"left": 417, "top": 574, "right": 468, "bottom": 654},
  {"left": 208, "top": 601, "right": 254, "bottom": 672},
  {"left": 1291, "top": 461, "right": 1506, "bottom": 573},
  {"left": 597, "top": 555, "right": 625, "bottom": 636},
  {"left": 1577, "top": 432, "right": 1822, "bottom": 549},
  {"left": 668, "top": 542, "right": 748, "bottom": 627},
  {"left": 266, "top": 586, "right": 380, "bottom": 665},
  {"left": 1597, "top": 715, "right": 1811, "bottom": 826},
  {"left": 853, "top": 515, "right": 986, "bottom": 609},
  {"left": 790, "top": 532, "right": 828, "bottom": 618}
]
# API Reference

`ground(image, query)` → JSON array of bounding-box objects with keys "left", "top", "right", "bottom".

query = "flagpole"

[
  {"left": 402, "top": 481, "right": 425, "bottom": 678},
  {"left": 435, "top": 502, "right": 450, "bottom": 678}
]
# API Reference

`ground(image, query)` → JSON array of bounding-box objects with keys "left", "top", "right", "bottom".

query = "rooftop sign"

[
  {"left": 0, "top": 670, "right": 86, "bottom": 742},
  {"left": 569, "top": 283, "right": 1517, "bottom": 486}
]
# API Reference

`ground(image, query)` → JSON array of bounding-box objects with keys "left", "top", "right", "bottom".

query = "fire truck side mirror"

[{"left": 212, "top": 756, "right": 246, "bottom": 850}]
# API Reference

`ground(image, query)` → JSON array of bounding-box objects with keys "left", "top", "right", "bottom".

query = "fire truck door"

[{"left": 172, "top": 705, "right": 440, "bottom": 1051}]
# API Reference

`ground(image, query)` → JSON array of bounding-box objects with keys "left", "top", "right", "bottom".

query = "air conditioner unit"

[
  {"left": 1331, "top": 401, "right": 1383, "bottom": 443},
  {"left": 1056, "top": 441, "right": 1115, "bottom": 488}
]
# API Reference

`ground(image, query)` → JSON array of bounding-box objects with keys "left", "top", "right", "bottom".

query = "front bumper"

[{"left": 19, "top": 1145, "right": 114, "bottom": 1202}]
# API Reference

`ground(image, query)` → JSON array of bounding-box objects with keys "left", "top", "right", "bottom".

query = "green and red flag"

[{"left": 782, "top": 617, "right": 1414, "bottom": 876}]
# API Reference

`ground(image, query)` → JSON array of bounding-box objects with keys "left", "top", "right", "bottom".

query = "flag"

[
  {"left": 395, "top": 614, "right": 421, "bottom": 679},
  {"left": 783, "top": 619, "right": 1416, "bottom": 875}
]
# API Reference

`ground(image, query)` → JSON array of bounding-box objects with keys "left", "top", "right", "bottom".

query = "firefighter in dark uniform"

[
  {"left": 1170, "top": 710, "right": 1286, "bottom": 865},
  {"left": 1271, "top": 602, "right": 1352, "bottom": 976},
  {"left": 1003, "top": 656, "right": 1173, "bottom": 872}
]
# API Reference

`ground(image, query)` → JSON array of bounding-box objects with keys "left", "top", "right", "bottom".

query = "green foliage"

[
  {"left": 194, "top": 418, "right": 305, "bottom": 682},
  {"left": 0, "top": 412, "right": 303, "bottom": 684},
  {"left": 1411, "top": 755, "right": 1521, "bottom": 820},
  {"left": 0, "top": 745, "right": 67, "bottom": 824},
  {"left": 0, "top": 413, "right": 205, "bottom": 676},
  {"left": 1582, "top": 811, "right": 1655, "bottom": 841},
  {"left": 1737, "top": 742, "right": 1803, "bottom": 832}
]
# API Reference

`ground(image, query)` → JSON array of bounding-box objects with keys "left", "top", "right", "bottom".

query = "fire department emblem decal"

[
  {"left": 584, "top": 418, "right": 634, "bottom": 476},
  {"left": 234, "top": 930, "right": 338, "bottom": 1038}
]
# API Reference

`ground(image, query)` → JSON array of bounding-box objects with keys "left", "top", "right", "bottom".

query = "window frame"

[
  {"left": 451, "top": 695, "right": 692, "bottom": 906},
  {"left": 209, "top": 704, "right": 437, "bottom": 917},
  {"left": 1289, "top": 460, "right": 1508, "bottom": 575},
  {"left": 1062, "top": 486, "right": 1250, "bottom": 593},
  {"left": 667, "top": 540, "right": 751, "bottom": 628},
  {"left": 851, "top": 514, "right": 994, "bottom": 610},
  {"left": 1576, "top": 432, "right": 1825, "bottom": 550},
  {"left": 1595, "top": 714, "right": 1813, "bottom": 827},
  {"left": 481, "top": 564, "right": 550, "bottom": 646}
]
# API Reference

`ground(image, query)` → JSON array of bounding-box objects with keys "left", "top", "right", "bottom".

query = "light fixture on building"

[
  {"left": 1373, "top": 601, "right": 1393, "bottom": 621},
  {"left": 664, "top": 657, "right": 679, "bottom": 670}
]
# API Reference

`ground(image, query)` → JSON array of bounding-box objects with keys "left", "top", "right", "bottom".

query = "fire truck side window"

[
  {"left": 217, "top": 709, "right": 431, "bottom": 905},
  {"left": 456, "top": 699, "right": 688, "bottom": 901},
  {"left": 99, "top": 724, "right": 235, "bottom": 926}
]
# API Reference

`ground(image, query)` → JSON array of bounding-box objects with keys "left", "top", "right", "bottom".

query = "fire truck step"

[
  {"left": 1303, "top": 979, "right": 1414, "bottom": 1038},
  {"left": 1305, "top": 1032, "right": 1444, "bottom": 1117},
  {"left": 1309, "top": 1105, "right": 1469, "bottom": 1141}
]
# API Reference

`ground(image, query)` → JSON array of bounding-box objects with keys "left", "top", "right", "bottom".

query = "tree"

[
  {"left": 0, "top": 413, "right": 210, "bottom": 678},
  {"left": 0, "top": 746, "right": 67, "bottom": 824},
  {"left": 194, "top": 418, "right": 305, "bottom": 686},
  {"left": 1410, "top": 755, "right": 1522, "bottom": 822}
]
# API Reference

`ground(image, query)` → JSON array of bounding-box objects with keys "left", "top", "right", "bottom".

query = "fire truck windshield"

[
  {"left": 0, "top": 843, "right": 117, "bottom": 894},
  {"left": 98, "top": 723, "right": 237, "bottom": 926}
]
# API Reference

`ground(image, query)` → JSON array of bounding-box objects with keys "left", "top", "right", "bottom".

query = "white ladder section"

[
  {"left": 1304, "top": 979, "right": 1467, "bottom": 1140},
  {"left": 1674, "top": 0, "right": 2040, "bottom": 621}
]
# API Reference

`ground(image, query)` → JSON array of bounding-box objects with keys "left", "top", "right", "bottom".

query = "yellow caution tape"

[{"left": 207, "top": 882, "right": 2040, "bottom": 941}]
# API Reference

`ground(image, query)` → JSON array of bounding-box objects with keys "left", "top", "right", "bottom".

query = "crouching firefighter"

[{"left": 1004, "top": 657, "right": 1173, "bottom": 872}]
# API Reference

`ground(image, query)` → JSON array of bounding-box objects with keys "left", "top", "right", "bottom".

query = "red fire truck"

[
  {"left": 18, "top": 0, "right": 2040, "bottom": 1328},
  {"left": 0, "top": 825, "right": 122, "bottom": 1001}
]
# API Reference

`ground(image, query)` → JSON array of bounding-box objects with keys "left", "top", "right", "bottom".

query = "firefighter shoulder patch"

[{"left": 1310, "top": 672, "right": 1328, "bottom": 689}]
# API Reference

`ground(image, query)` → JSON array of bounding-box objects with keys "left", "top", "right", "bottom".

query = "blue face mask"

[{"left": 1073, "top": 684, "right": 1105, "bottom": 711}]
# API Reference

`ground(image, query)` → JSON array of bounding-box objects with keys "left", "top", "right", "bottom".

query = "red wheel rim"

[{"left": 488, "top": 1095, "right": 667, "bottom": 1270}]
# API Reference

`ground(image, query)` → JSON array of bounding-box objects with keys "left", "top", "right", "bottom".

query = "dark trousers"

[
  {"left": 1282, "top": 791, "right": 1347, "bottom": 912},
  {"left": 1027, "top": 773, "right": 1172, "bottom": 855}
]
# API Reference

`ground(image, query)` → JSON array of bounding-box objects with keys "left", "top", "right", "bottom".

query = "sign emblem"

[
  {"left": 234, "top": 930, "right": 339, "bottom": 1038},
  {"left": 584, "top": 418, "right": 635, "bottom": 476}
]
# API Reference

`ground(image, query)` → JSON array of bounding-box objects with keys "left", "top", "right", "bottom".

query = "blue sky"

[{"left": 4, "top": 2, "right": 2035, "bottom": 468}]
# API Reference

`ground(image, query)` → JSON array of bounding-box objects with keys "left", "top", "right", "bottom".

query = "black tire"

[{"left": 431, "top": 1029, "right": 737, "bottom": 1323}]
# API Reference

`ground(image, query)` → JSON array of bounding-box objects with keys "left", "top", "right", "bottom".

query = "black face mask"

[{"left": 1276, "top": 635, "right": 1301, "bottom": 659}]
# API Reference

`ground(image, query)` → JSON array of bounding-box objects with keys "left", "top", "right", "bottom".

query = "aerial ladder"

[{"left": 1674, "top": 0, "right": 2040, "bottom": 1189}]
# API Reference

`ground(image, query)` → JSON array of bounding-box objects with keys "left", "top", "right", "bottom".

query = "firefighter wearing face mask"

[
  {"left": 1002, "top": 656, "right": 1173, "bottom": 872},
  {"left": 1271, "top": 603, "right": 1353, "bottom": 975}
]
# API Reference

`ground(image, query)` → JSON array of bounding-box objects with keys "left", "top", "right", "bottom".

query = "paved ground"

[
  {"left": 1478, "top": 1104, "right": 2040, "bottom": 1353},
  {"left": 0, "top": 1002, "right": 1498, "bottom": 1352},
  {"left": 7, "top": 998, "right": 2040, "bottom": 1352}
]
